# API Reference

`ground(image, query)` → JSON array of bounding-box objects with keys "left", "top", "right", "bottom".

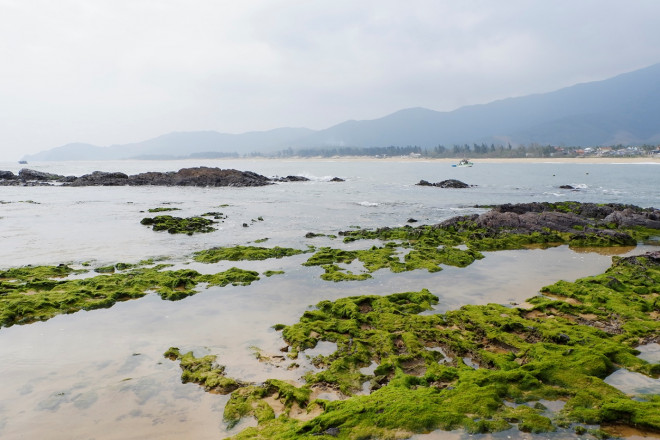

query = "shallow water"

[{"left": 0, "top": 159, "right": 658, "bottom": 439}]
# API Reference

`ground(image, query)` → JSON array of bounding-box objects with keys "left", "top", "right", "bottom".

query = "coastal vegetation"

[
  {"left": 167, "top": 251, "right": 660, "bottom": 439},
  {"left": 259, "top": 143, "right": 658, "bottom": 160},
  {"left": 0, "top": 263, "right": 259, "bottom": 328}
]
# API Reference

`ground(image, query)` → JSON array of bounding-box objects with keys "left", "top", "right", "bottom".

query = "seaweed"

[
  {"left": 194, "top": 246, "right": 307, "bottom": 263},
  {"left": 167, "top": 251, "right": 660, "bottom": 439},
  {"left": 0, "top": 264, "right": 259, "bottom": 328},
  {"left": 148, "top": 207, "right": 181, "bottom": 213},
  {"left": 140, "top": 215, "right": 216, "bottom": 235}
]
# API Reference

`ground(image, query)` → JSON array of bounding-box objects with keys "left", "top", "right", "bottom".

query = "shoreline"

[
  {"left": 3, "top": 156, "right": 659, "bottom": 168},
  {"left": 284, "top": 156, "right": 660, "bottom": 164}
]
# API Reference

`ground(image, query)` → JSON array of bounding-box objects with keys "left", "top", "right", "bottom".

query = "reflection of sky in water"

[
  {"left": 605, "top": 369, "right": 660, "bottom": 395},
  {"left": 636, "top": 343, "right": 660, "bottom": 363}
]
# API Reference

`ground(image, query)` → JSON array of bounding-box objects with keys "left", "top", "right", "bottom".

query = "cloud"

[{"left": 1, "top": 0, "right": 660, "bottom": 160}]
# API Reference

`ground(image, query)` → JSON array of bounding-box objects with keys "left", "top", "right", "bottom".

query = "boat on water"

[{"left": 452, "top": 159, "right": 473, "bottom": 167}]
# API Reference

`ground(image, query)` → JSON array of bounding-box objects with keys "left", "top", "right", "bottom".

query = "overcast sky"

[{"left": 1, "top": 0, "right": 660, "bottom": 161}]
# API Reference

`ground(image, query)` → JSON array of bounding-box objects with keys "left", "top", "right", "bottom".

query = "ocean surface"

[{"left": 0, "top": 159, "right": 658, "bottom": 439}]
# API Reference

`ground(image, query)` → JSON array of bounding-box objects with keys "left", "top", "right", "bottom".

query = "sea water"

[{"left": 0, "top": 159, "right": 658, "bottom": 439}]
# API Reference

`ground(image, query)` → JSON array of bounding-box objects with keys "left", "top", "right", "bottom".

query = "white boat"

[{"left": 452, "top": 159, "right": 473, "bottom": 167}]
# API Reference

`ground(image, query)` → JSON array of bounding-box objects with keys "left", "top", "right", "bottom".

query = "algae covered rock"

[
  {"left": 0, "top": 264, "right": 260, "bottom": 328},
  {"left": 167, "top": 251, "right": 660, "bottom": 439},
  {"left": 140, "top": 215, "right": 216, "bottom": 235},
  {"left": 194, "top": 246, "right": 307, "bottom": 263}
]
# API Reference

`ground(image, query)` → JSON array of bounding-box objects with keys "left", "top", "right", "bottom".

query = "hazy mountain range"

[{"left": 23, "top": 63, "right": 660, "bottom": 161}]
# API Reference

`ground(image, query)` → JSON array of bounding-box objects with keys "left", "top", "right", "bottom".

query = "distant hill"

[
  {"left": 23, "top": 128, "right": 316, "bottom": 161},
  {"left": 293, "top": 63, "right": 660, "bottom": 148},
  {"left": 23, "top": 63, "right": 660, "bottom": 161}
]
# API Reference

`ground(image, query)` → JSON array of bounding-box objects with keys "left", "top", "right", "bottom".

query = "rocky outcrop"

[
  {"left": 441, "top": 202, "right": 660, "bottom": 234},
  {"left": 417, "top": 179, "right": 471, "bottom": 188},
  {"left": 0, "top": 167, "right": 311, "bottom": 187},
  {"left": 69, "top": 171, "right": 130, "bottom": 186},
  {"left": 273, "top": 175, "right": 310, "bottom": 182},
  {"left": 0, "top": 171, "right": 18, "bottom": 180}
]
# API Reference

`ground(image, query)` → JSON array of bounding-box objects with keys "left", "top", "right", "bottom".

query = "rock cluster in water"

[
  {"left": 417, "top": 179, "right": 472, "bottom": 188},
  {"left": 461, "top": 202, "right": 660, "bottom": 232},
  {"left": 0, "top": 167, "right": 340, "bottom": 187}
]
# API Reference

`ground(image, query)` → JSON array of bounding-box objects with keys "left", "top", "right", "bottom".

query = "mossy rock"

[
  {"left": 194, "top": 246, "right": 306, "bottom": 263},
  {"left": 167, "top": 252, "right": 660, "bottom": 439},
  {"left": 0, "top": 264, "right": 260, "bottom": 328},
  {"left": 140, "top": 215, "right": 216, "bottom": 235}
]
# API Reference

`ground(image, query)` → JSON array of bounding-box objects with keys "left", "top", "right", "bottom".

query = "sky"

[{"left": 1, "top": 1, "right": 660, "bottom": 161}]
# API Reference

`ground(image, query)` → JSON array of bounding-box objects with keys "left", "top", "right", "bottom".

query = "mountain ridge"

[{"left": 23, "top": 63, "right": 660, "bottom": 161}]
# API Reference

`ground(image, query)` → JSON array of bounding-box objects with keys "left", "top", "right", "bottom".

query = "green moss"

[
  {"left": 201, "top": 211, "right": 227, "bottom": 219},
  {"left": 194, "top": 246, "right": 306, "bottom": 263},
  {"left": 264, "top": 270, "right": 284, "bottom": 277},
  {"left": 148, "top": 207, "right": 181, "bottom": 213},
  {"left": 164, "top": 347, "right": 242, "bottom": 394},
  {"left": 303, "top": 244, "right": 484, "bottom": 281},
  {"left": 140, "top": 215, "right": 216, "bottom": 235},
  {"left": 0, "top": 264, "right": 260, "bottom": 328},
  {"left": 163, "top": 252, "right": 660, "bottom": 439}
]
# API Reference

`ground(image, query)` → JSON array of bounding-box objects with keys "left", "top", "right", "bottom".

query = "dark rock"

[
  {"left": 274, "top": 175, "right": 310, "bottom": 182},
  {"left": 417, "top": 179, "right": 471, "bottom": 188},
  {"left": 0, "top": 170, "right": 17, "bottom": 180},
  {"left": 318, "top": 427, "right": 339, "bottom": 437},
  {"left": 602, "top": 209, "right": 660, "bottom": 229},
  {"left": 4, "top": 167, "right": 300, "bottom": 188},
  {"left": 127, "top": 171, "right": 176, "bottom": 186},
  {"left": 242, "top": 223, "right": 249, "bottom": 227},
  {"left": 66, "top": 167, "right": 274, "bottom": 187},
  {"left": 407, "top": 218, "right": 418, "bottom": 223},
  {"left": 169, "top": 167, "right": 272, "bottom": 187},
  {"left": 559, "top": 185, "right": 575, "bottom": 189},
  {"left": 330, "top": 177, "right": 345, "bottom": 182},
  {"left": 18, "top": 168, "right": 65, "bottom": 181},
  {"left": 69, "top": 171, "right": 129, "bottom": 186},
  {"left": 476, "top": 210, "right": 590, "bottom": 233}
]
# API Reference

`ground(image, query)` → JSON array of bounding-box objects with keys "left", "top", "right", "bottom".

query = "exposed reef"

[
  {"left": 0, "top": 167, "right": 312, "bottom": 187},
  {"left": 303, "top": 202, "right": 659, "bottom": 281},
  {"left": 167, "top": 251, "right": 660, "bottom": 439},
  {"left": 0, "top": 263, "right": 260, "bottom": 328}
]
